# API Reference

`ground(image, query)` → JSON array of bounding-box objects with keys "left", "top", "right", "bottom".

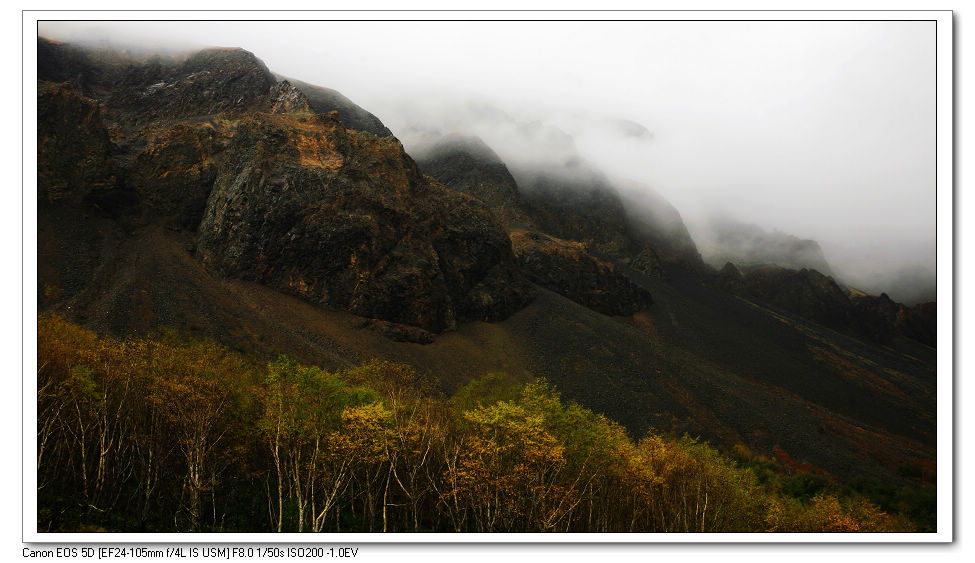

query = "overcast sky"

[{"left": 37, "top": 19, "right": 937, "bottom": 298}]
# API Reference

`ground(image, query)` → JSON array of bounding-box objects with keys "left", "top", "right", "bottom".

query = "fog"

[{"left": 37, "top": 19, "right": 937, "bottom": 303}]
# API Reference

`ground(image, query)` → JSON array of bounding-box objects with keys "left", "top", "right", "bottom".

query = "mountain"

[
  {"left": 36, "top": 37, "right": 936, "bottom": 502},
  {"left": 413, "top": 130, "right": 705, "bottom": 273},
  {"left": 410, "top": 132, "right": 530, "bottom": 228},
  {"left": 412, "top": 132, "right": 656, "bottom": 313},
  {"left": 699, "top": 215, "right": 834, "bottom": 275},
  {"left": 696, "top": 215, "right": 935, "bottom": 347},
  {"left": 275, "top": 75, "right": 393, "bottom": 137},
  {"left": 38, "top": 39, "right": 534, "bottom": 335},
  {"left": 713, "top": 260, "right": 935, "bottom": 348}
]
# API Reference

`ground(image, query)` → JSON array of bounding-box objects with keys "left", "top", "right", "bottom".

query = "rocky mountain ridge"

[
  {"left": 715, "top": 262, "right": 935, "bottom": 348},
  {"left": 36, "top": 37, "right": 937, "bottom": 492},
  {"left": 38, "top": 37, "right": 534, "bottom": 334}
]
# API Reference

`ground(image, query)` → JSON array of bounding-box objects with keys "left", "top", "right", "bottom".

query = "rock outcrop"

[
  {"left": 39, "top": 38, "right": 535, "bottom": 334},
  {"left": 850, "top": 292, "right": 937, "bottom": 348},
  {"left": 282, "top": 76, "right": 393, "bottom": 137},
  {"left": 196, "top": 112, "right": 535, "bottom": 333},
  {"left": 716, "top": 263, "right": 936, "bottom": 347},
  {"left": 38, "top": 37, "right": 394, "bottom": 137},
  {"left": 510, "top": 229, "right": 651, "bottom": 316},
  {"left": 268, "top": 80, "right": 312, "bottom": 114},
  {"left": 737, "top": 266, "right": 852, "bottom": 329},
  {"left": 37, "top": 81, "right": 122, "bottom": 207},
  {"left": 413, "top": 133, "right": 530, "bottom": 227}
]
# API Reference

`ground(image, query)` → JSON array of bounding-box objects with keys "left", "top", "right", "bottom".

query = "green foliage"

[
  {"left": 782, "top": 472, "right": 830, "bottom": 503},
  {"left": 449, "top": 371, "right": 522, "bottom": 413},
  {"left": 35, "top": 315, "right": 931, "bottom": 533}
]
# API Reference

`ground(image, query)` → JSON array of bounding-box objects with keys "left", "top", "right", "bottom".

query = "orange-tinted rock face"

[
  {"left": 195, "top": 113, "right": 534, "bottom": 332},
  {"left": 39, "top": 40, "right": 535, "bottom": 334}
]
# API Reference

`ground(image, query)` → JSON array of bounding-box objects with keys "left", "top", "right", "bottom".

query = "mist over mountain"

[
  {"left": 827, "top": 243, "right": 937, "bottom": 306},
  {"left": 698, "top": 214, "right": 835, "bottom": 275},
  {"left": 32, "top": 22, "right": 940, "bottom": 534},
  {"left": 38, "top": 20, "right": 936, "bottom": 303}
]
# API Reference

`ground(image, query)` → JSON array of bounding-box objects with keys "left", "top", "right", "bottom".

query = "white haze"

[{"left": 37, "top": 20, "right": 937, "bottom": 303}]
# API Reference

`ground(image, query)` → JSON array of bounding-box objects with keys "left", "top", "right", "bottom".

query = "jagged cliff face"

[
  {"left": 414, "top": 130, "right": 704, "bottom": 275},
  {"left": 509, "top": 229, "right": 652, "bottom": 316},
  {"left": 37, "top": 38, "right": 534, "bottom": 334},
  {"left": 413, "top": 133, "right": 530, "bottom": 228},
  {"left": 716, "top": 263, "right": 936, "bottom": 347},
  {"left": 414, "top": 133, "right": 664, "bottom": 313},
  {"left": 104, "top": 47, "right": 277, "bottom": 126},
  {"left": 196, "top": 113, "right": 534, "bottom": 332},
  {"left": 37, "top": 38, "right": 388, "bottom": 138},
  {"left": 37, "top": 82, "right": 121, "bottom": 207}
]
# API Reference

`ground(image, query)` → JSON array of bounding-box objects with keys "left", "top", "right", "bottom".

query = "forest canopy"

[{"left": 36, "top": 315, "right": 932, "bottom": 533}]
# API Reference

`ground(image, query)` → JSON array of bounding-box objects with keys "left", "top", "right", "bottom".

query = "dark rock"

[
  {"left": 719, "top": 263, "right": 935, "bottom": 347},
  {"left": 125, "top": 123, "right": 225, "bottom": 230},
  {"left": 740, "top": 266, "right": 851, "bottom": 329},
  {"left": 353, "top": 318, "right": 435, "bottom": 344},
  {"left": 414, "top": 133, "right": 530, "bottom": 228},
  {"left": 282, "top": 76, "right": 392, "bottom": 136},
  {"left": 39, "top": 40, "right": 278, "bottom": 134},
  {"left": 37, "top": 38, "right": 107, "bottom": 96},
  {"left": 850, "top": 293, "right": 936, "bottom": 347},
  {"left": 900, "top": 301, "right": 936, "bottom": 347},
  {"left": 108, "top": 47, "right": 277, "bottom": 123},
  {"left": 510, "top": 229, "right": 651, "bottom": 316},
  {"left": 269, "top": 80, "right": 312, "bottom": 114},
  {"left": 197, "top": 113, "right": 535, "bottom": 333},
  {"left": 630, "top": 245, "right": 667, "bottom": 280},
  {"left": 37, "top": 81, "right": 126, "bottom": 208}
]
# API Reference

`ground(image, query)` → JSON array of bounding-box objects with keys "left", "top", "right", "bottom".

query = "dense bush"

[{"left": 36, "top": 315, "right": 923, "bottom": 533}]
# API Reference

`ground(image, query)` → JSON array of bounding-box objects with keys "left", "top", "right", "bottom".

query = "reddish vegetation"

[
  {"left": 819, "top": 413, "right": 935, "bottom": 479},
  {"left": 773, "top": 445, "right": 831, "bottom": 477},
  {"left": 36, "top": 37, "right": 936, "bottom": 516}
]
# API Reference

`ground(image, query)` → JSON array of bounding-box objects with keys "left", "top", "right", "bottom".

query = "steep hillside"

[
  {"left": 412, "top": 133, "right": 530, "bottom": 227},
  {"left": 278, "top": 75, "right": 393, "bottom": 137},
  {"left": 37, "top": 38, "right": 535, "bottom": 334},
  {"left": 36, "top": 37, "right": 937, "bottom": 496},
  {"left": 509, "top": 229, "right": 652, "bottom": 316},
  {"left": 715, "top": 263, "right": 937, "bottom": 348},
  {"left": 415, "top": 130, "right": 705, "bottom": 273}
]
